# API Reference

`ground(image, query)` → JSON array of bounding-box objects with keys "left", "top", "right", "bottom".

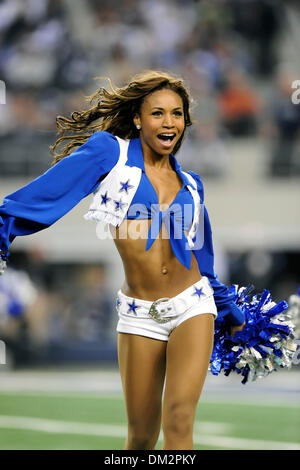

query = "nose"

[{"left": 162, "top": 113, "right": 175, "bottom": 128}]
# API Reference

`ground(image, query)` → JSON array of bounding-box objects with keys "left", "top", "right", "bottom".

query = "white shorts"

[{"left": 116, "top": 276, "right": 217, "bottom": 342}]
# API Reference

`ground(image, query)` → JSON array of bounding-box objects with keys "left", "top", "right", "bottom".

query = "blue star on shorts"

[
  {"left": 192, "top": 286, "right": 205, "bottom": 298},
  {"left": 116, "top": 297, "right": 121, "bottom": 309},
  {"left": 127, "top": 300, "right": 140, "bottom": 315}
]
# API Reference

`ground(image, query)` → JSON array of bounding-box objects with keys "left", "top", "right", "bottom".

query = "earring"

[{"left": 136, "top": 124, "right": 141, "bottom": 130}]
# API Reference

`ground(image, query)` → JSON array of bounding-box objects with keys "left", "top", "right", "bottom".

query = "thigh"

[
  {"left": 164, "top": 313, "right": 214, "bottom": 406},
  {"left": 118, "top": 333, "right": 167, "bottom": 427}
]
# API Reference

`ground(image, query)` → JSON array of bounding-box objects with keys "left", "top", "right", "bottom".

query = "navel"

[{"left": 161, "top": 266, "right": 168, "bottom": 275}]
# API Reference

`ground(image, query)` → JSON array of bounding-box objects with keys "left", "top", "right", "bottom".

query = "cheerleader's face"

[{"left": 134, "top": 88, "right": 185, "bottom": 159}]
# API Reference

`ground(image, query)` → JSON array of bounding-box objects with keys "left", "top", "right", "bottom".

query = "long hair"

[{"left": 50, "top": 70, "right": 194, "bottom": 166}]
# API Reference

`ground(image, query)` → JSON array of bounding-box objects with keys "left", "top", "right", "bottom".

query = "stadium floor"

[{"left": 0, "top": 365, "right": 299, "bottom": 450}]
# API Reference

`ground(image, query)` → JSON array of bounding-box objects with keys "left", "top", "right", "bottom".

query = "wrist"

[{"left": 226, "top": 301, "right": 245, "bottom": 326}]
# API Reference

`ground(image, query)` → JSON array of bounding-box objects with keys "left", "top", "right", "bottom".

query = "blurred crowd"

[
  {"left": 0, "top": 245, "right": 299, "bottom": 368},
  {"left": 1, "top": 0, "right": 300, "bottom": 366},
  {"left": 0, "top": 0, "right": 300, "bottom": 177},
  {"left": 0, "top": 248, "right": 114, "bottom": 367}
]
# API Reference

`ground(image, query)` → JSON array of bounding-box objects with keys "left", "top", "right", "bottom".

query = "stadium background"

[{"left": 0, "top": 0, "right": 299, "bottom": 450}]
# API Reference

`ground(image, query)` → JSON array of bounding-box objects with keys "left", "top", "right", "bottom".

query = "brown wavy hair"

[{"left": 50, "top": 70, "right": 194, "bottom": 166}]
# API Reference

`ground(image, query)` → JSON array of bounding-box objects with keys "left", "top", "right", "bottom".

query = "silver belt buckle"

[{"left": 149, "top": 297, "right": 172, "bottom": 323}]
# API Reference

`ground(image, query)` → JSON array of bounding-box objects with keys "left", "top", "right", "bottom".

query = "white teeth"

[{"left": 158, "top": 133, "right": 176, "bottom": 137}]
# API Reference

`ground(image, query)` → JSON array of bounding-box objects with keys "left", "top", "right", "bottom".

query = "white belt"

[{"left": 116, "top": 277, "right": 214, "bottom": 323}]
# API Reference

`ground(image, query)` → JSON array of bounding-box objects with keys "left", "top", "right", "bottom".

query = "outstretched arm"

[{"left": 0, "top": 131, "right": 119, "bottom": 273}]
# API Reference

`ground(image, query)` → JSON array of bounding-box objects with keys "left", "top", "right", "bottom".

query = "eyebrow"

[{"left": 151, "top": 106, "right": 183, "bottom": 110}]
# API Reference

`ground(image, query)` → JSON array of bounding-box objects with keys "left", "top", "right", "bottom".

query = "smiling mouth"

[{"left": 157, "top": 133, "right": 176, "bottom": 146}]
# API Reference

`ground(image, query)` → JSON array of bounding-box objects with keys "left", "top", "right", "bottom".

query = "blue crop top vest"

[
  {"left": 0, "top": 131, "right": 245, "bottom": 326},
  {"left": 118, "top": 136, "right": 194, "bottom": 265}
]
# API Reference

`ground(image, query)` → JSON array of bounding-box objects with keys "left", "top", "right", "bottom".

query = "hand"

[{"left": 230, "top": 321, "right": 246, "bottom": 336}]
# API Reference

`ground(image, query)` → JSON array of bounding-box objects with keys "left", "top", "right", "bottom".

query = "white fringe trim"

[{"left": 84, "top": 210, "right": 123, "bottom": 227}]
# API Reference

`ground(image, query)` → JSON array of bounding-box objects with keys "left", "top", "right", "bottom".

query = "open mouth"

[{"left": 157, "top": 133, "right": 176, "bottom": 147}]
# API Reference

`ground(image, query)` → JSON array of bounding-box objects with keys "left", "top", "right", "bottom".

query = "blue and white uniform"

[{"left": 0, "top": 131, "right": 245, "bottom": 328}]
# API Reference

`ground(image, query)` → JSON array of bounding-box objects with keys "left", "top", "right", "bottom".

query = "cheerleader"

[{"left": 0, "top": 70, "right": 246, "bottom": 449}]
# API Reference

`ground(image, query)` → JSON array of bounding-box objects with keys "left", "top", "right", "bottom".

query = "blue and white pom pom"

[{"left": 210, "top": 285, "right": 298, "bottom": 384}]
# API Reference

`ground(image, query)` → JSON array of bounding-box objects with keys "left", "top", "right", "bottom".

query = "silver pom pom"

[
  {"left": 210, "top": 285, "right": 299, "bottom": 384},
  {"left": 287, "top": 293, "right": 300, "bottom": 340}
]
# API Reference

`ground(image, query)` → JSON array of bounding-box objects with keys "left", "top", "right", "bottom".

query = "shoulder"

[
  {"left": 62, "top": 131, "right": 121, "bottom": 177},
  {"left": 82, "top": 131, "right": 120, "bottom": 169},
  {"left": 185, "top": 170, "right": 204, "bottom": 202},
  {"left": 88, "top": 131, "right": 120, "bottom": 153}
]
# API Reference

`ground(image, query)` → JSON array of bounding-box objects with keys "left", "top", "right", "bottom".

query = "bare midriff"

[{"left": 112, "top": 219, "right": 202, "bottom": 301}]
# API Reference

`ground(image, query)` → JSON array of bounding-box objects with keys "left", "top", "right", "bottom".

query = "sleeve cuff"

[{"left": 221, "top": 301, "right": 245, "bottom": 326}]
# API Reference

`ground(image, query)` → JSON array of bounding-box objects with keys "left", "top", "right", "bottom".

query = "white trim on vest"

[
  {"left": 84, "top": 137, "right": 201, "bottom": 247},
  {"left": 84, "top": 137, "right": 142, "bottom": 227},
  {"left": 181, "top": 171, "right": 201, "bottom": 249}
]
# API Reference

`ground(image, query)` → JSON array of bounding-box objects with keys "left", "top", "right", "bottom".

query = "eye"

[
  {"left": 174, "top": 110, "right": 183, "bottom": 116},
  {"left": 152, "top": 111, "right": 162, "bottom": 116}
]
